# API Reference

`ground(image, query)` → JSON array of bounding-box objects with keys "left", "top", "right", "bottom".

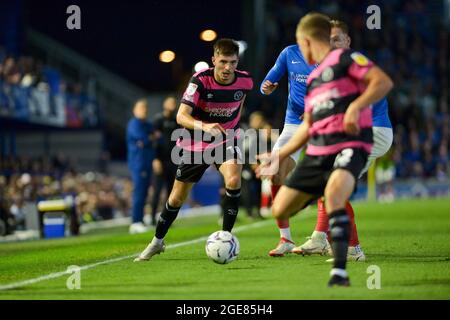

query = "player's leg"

[
  {"left": 271, "top": 185, "right": 317, "bottom": 256},
  {"left": 324, "top": 169, "right": 355, "bottom": 287},
  {"left": 134, "top": 179, "right": 194, "bottom": 261},
  {"left": 338, "top": 127, "right": 392, "bottom": 261},
  {"left": 272, "top": 186, "right": 316, "bottom": 220},
  {"left": 304, "top": 127, "right": 393, "bottom": 261},
  {"left": 134, "top": 154, "right": 208, "bottom": 262},
  {"left": 325, "top": 147, "right": 370, "bottom": 286},
  {"left": 218, "top": 160, "right": 242, "bottom": 232},
  {"left": 269, "top": 124, "right": 301, "bottom": 256},
  {"left": 268, "top": 157, "right": 298, "bottom": 256},
  {"left": 346, "top": 127, "right": 392, "bottom": 259},
  {"left": 291, "top": 197, "right": 332, "bottom": 256}
]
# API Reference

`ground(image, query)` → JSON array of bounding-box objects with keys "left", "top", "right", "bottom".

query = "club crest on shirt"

[
  {"left": 234, "top": 90, "right": 244, "bottom": 101},
  {"left": 351, "top": 52, "right": 369, "bottom": 66},
  {"left": 321, "top": 67, "right": 334, "bottom": 82}
]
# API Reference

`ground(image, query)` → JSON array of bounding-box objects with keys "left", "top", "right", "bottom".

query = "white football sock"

[
  {"left": 151, "top": 236, "right": 163, "bottom": 245},
  {"left": 330, "top": 268, "right": 348, "bottom": 278},
  {"left": 279, "top": 228, "right": 292, "bottom": 242}
]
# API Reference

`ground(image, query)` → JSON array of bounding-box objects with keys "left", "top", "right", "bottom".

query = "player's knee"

[
  {"left": 168, "top": 196, "right": 183, "bottom": 208},
  {"left": 225, "top": 174, "right": 241, "bottom": 190},
  {"left": 168, "top": 190, "right": 185, "bottom": 208},
  {"left": 324, "top": 189, "right": 345, "bottom": 213},
  {"left": 271, "top": 201, "right": 284, "bottom": 219}
]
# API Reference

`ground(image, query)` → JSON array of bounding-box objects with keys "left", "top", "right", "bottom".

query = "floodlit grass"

[{"left": 0, "top": 198, "right": 449, "bottom": 299}]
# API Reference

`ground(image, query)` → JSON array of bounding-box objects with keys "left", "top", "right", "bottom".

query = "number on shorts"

[{"left": 334, "top": 148, "right": 354, "bottom": 168}]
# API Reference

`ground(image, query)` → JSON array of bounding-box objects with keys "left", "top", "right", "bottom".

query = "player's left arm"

[{"left": 345, "top": 65, "right": 393, "bottom": 135}]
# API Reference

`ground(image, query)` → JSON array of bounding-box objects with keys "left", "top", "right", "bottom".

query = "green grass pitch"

[{"left": 0, "top": 198, "right": 449, "bottom": 299}]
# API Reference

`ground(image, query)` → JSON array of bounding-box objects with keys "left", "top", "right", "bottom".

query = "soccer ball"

[{"left": 205, "top": 231, "right": 240, "bottom": 264}]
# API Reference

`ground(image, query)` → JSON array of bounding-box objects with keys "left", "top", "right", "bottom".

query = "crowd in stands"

[
  {"left": 0, "top": 155, "right": 132, "bottom": 234},
  {"left": 255, "top": 0, "right": 449, "bottom": 180},
  {"left": 0, "top": 45, "right": 99, "bottom": 128}
]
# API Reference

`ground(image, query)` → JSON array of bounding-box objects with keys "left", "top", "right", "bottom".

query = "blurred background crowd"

[{"left": 0, "top": 46, "right": 99, "bottom": 128}]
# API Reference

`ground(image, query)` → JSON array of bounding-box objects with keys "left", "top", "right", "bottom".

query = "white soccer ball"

[{"left": 205, "top": 231, "right": 240, "bottom": 264}]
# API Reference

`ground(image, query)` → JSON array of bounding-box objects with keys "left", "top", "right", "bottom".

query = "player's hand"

[
  {"left": 343, "top": 105, "right": 360, "bottom": 135},
  {"left": 255, "top": 151, "right": 280, "bottom": 180},
  {"left": 202, "top": 123, "right": 226, "bottom": 136},
  {"left": 261, "top": 80, "right": 279, "bottom": 95}
]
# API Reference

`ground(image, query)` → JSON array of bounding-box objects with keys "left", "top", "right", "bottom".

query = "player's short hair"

[
  {"left": 330, "top": 19, "right": 349, "bottom": 34},
  {"left": 213, "top": 38, "right": 239, "bottom": 57},
  {"left": 296, "top": 12, "right": 331, "bottom": 42}
]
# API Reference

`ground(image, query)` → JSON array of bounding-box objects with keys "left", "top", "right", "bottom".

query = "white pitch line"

[{"left": 0, "top": 219, "right": 276, "bottom": 291}]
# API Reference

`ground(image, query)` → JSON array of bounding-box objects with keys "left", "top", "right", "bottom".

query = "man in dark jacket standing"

[{"left": 150, "top": 95, "right": 179, "bottom": 226}]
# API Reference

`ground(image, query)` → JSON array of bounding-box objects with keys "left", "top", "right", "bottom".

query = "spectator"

[{"left": 126, "top": 98, "right": 156, "bottom": 234}]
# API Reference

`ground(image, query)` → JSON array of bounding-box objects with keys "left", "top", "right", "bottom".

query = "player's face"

[
  {"left": 212, "top": 54, "right": 238, "bottom": 84},
  {"left": 330, "top": 27, "right": 351, "bottom": 49},
  {"left": 297, "top": 33, "right": 314, "bottom": 65}
]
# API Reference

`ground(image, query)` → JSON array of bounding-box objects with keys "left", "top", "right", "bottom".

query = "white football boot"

[
  {"left": 134, "top": 238, "right": 166, "bottom": 261},
  {"left": 292, "top": 231, "right": 331, "bottom": 256},
  {"left": 326, "top": 245, "right": 366, "bottom": 263},
  {"left": 268, "top": 237, "right": 296, "bottom": 257}
]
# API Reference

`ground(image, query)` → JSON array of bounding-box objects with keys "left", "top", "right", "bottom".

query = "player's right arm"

[
  {"left": 344, "top": 53, "right": 394, "bottom": 135},
  {"left": 260, "top": 47, "right": 288, "bottom": 95},
  {"left": 176, "top": 103, "right": 225, "bottom": 136},
  {"left": 178, "top": 76, "right": 226, "bottom": 136}
]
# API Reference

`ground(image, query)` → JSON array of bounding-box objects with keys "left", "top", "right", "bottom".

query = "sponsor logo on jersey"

[
  {"left": 310, "top": 88, "right": 339, "bottom": 113},
  {"left": 205, "top": 106, "right": 237, "bottom": 117},
  {"left": 289, "top": 72, "right": 309, "bottom": 83}
]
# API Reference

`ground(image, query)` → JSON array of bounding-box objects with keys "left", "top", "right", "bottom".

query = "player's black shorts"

[
  {"left": 175, "top": 142, "right": 242, "bottom": 183},
  {"left": 285, "top": 147, "right": 369, "bottom": 196}
]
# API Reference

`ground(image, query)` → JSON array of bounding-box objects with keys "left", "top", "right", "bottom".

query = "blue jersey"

[
  {"left": 372, "top": 98, "right": 392, "bottom": 128},
  {"left": 261, "top": 45, "right": 316, "bottom": 125},
  {"left": 126, "top": 118, "right": 155, "bottom": 171}
]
